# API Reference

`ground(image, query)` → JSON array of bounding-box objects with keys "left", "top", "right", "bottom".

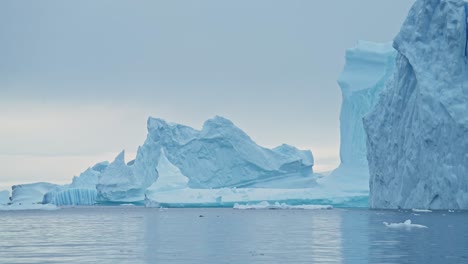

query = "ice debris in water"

[
  {"left": 383, "top": 220, "right": 428, "bottom": 229},
  {"left": 233, "top": 201, "right": 333, "bottom": 210}
]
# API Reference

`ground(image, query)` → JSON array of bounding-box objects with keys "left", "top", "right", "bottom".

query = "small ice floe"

[
  {"left": 0, "top": 203, "right": 60, "bottom": 211},
  {"left": 233, "top": 201, "right": 333, "bottom": 210},
  {"left": 383, "top": 220, "right": 428, "bottom": 230},
  {"left": 448, "top": 210, "right": 455, "bottom": 213},
  {"left": 119, "top": 203, "right": 136, "bottom": 207},
  {"left": 412, "top": 208, "right": 432, "bottom": 213}
]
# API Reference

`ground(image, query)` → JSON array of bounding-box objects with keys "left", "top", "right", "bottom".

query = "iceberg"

[
  {"left": 97, "top": 116, "right": 316, "bottom": 203},
  {"left": 364, "top": 0, "right": 468, "bottom": 209},
  {"left": 43, "top": 161, "right": 108, "bottom": 206},
  {"left": 319, "top": 41, "right": 396, "bottom": 193},
  {"left": 0, "top": 190, "right": 10, "bottom": 205},
  {"left": 145, "top": 186, "right": 367, "bottom": 208},
  {"left": 383, "top": 220, "right": 428, "bottom": 230},
  {"left": 10, "top": 182, "right": 62, "bottom": 204}
]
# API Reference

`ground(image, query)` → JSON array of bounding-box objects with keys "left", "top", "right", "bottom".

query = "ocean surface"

[{"left": 0, "top": 207, "right": 467, "bottom": 264}]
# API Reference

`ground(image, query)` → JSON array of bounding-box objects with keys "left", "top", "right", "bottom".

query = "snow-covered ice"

[
  {"left": 383, "top": 220, "right": 428, "bottom": 230},
  {"left": 364, "top": 0, "right": 468, "bottom": 209}
]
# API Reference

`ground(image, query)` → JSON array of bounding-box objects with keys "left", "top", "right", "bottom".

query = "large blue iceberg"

[
  {"left": 364, "top": 0, "right": 468, "bottom": 209},
  {"left": 96, "top": 116, "right": 316, "bottom": 203}
]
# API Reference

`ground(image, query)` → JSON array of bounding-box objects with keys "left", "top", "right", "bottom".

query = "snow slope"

[{"left": 364, "top": 0, "right": 468, "bottom": 209}]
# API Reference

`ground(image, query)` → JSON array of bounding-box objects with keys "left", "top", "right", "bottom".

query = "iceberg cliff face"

[
  {"left": 320, "top": 41, "right": 396, "bottom": 192},
  {"left": 364, "top": 0, "right": 468, "bottom": 209}
]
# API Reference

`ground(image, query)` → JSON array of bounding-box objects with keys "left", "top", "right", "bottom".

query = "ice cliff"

[
  {"left": 364, "top": 0, "right": 468, "bottom": 209},
  {"left": 319, "top": 41, "right": 396, "bottom": 192}
]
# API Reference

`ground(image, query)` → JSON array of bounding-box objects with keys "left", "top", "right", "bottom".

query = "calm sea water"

[{"left": 0, "top": 207, "right": 467, "bottom": 264}]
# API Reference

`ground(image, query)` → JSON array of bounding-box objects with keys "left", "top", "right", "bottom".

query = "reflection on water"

[{"left": 0, "top": 207, "right": 468, "bottom": 263}]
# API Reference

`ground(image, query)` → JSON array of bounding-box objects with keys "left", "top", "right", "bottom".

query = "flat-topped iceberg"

[{"left": 364, "top": 0, "right": 468, "bottom": 209}]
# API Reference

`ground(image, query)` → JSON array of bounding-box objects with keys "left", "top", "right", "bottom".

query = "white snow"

[
  {"left": 383, "top": 220, "right": 428, "bottom": 230},
  {"left": 364, "top": 0, "right": 468, "bottom": 209},
  {"left": 233, "top": 201, "right": 332, "bottom": 210}
]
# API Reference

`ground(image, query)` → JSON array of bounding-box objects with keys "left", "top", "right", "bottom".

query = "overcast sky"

[{"left": 0, "top": 0, "right": 414, "bottom": 190}]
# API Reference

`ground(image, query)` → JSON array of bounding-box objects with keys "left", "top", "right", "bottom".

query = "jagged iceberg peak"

[
  {"left": 364, "top": 0, "right": 468, "bottom": 209},
  {"left": 94, "top": 115, "right": 315, "bottom": 202},
  {"left": 96, "top": 150, "right": 146, "bottom": 202}
]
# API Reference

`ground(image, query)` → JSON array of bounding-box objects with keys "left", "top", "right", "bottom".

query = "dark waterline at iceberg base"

[{"left": 0, "top": 207, "right": 467, "bottom": 264}]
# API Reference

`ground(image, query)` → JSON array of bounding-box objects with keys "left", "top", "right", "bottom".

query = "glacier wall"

[
  {"left": 319, "top": 41, "right": 396, "bottom": 192},
  {"left": 337, "top": 41, "right": 396, "bottom": 167},
  {"left": 364, "top": 0, "right": 468, "bottom": 209}
]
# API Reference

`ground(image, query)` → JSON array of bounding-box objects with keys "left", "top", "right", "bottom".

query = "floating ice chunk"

[
  {"left": 233, "top": 201, "right": 333, "bottom": 210},
  {"left": 0, "top": 203, "right": 59, "bottom": 211},
  {"left": 412, "top": 209, "right": 432, "bottom": 213},
  {"left": 383, "top": 220, "right": 428, "bottom": 229}
]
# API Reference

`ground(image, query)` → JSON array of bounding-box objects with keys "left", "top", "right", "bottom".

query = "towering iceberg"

[
  {"left": 97, "top": 116, "right": 315, "bottom": 203},
  {"left": 364, "top": 0, "right": 468, "bottom": 209},
  {"left": 320, "top": 41, "right": 396, "bottom": 192}
]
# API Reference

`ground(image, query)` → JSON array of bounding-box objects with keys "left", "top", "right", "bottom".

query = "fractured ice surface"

[{"left": 364, "top": 0, "right": 468, "bottom": 209}]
